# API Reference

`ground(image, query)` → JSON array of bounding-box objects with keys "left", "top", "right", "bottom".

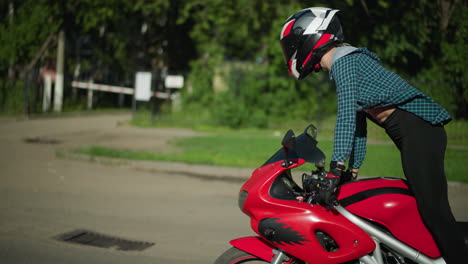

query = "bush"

[
  {"left": 0, "top": 80, "right": 24, "bottom": 115},
  {"left": 211, "top": 92, "right": 249, "bottom": 128}
]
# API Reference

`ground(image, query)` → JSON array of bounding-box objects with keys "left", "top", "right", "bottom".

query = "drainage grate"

[
  {"left": 24, "top": 137, "right": 61, "bottom": 145},
  {"left": 54, "top": 229, "right": 154, "bottom": 251}
]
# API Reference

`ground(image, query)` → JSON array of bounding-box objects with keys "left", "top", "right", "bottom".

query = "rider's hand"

[
  {"left": 340, "top": 169, "right": 354, "bottom": 183},
  {"left": 329, "top": 162, "right": 357, "bottom": 183},
  {"left": 316, "top": 161, "right": 359, "bottom": 205}
]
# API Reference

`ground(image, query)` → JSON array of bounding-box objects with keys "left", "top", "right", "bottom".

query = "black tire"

[{"left": 213, "top": 247, "right": 268, "bottom": 264}]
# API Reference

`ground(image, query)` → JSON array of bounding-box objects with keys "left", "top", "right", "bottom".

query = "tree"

[
  {"left": 180, "top": 0, "right": 468, "bottom": 123},
  {"left": 0, "top": 0, "right": 197, "bottom": 113},
  {"left": 1, "top": 0, "right": 466, "bottom": 120}
]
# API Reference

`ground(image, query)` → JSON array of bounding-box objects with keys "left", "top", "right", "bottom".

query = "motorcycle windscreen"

[{"left": 262, "top": 132, "right": 326, "bottom": 166}]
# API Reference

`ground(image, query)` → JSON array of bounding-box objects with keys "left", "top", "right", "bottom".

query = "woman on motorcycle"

[{"left": 280, "top": 7, "right": 465, "bottom": 263}]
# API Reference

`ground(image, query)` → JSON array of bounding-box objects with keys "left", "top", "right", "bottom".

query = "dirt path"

[
  {"left": 4, "top": 113, "right": 202, "bottom": 153},
  {"left": 0, "top": 113, "right": 246, "bottom": 264}
]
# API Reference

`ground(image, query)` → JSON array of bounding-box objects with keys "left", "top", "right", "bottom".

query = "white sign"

[
  {"left": 135, "top": 72, "right": 152, "bottom": 101},
  {"left": 165, "top": 75, "right": 184, "bottom": 89}
]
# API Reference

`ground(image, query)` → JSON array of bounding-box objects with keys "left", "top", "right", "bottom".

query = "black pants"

[{"left": 381, "top": 109, "right": 465, "bottom": 263}]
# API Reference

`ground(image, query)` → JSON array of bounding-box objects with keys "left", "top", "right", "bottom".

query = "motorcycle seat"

[{"left": 457, "top": 222, "right": 468, "bottom": 247}]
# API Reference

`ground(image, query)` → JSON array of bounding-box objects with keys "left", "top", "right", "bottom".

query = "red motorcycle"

[{"left": 214, "top": 125, "right": 467, "bottom": 264}]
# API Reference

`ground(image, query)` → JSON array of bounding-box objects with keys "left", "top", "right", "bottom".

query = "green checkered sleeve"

[
  {"left": 349, "top": 112, "right": 367, "bottom": 168},
  {"left": 331, "top": 55, "right": 362, "bottom": 166}
]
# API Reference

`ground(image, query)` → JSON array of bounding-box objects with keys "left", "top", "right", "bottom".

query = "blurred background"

[{"left": 1, "top": 0, "right": 466, "bottom": 126}]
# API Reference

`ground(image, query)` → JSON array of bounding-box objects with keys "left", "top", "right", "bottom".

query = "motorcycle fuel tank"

[{"left": 337, "top": 177, "right": 441, "bottom": 258}]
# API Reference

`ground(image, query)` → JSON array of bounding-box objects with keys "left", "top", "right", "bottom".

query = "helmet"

[{"left": 280, "top": 7, "right": 344, "bottom": 79}]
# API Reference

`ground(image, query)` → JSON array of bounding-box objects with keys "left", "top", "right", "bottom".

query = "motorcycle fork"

[
  {"left": 359, "top": 238, "right": 384, "bottom": 264},
  {"left": 269, "top": 240, "right": 387, "bottom": 264},
  {"left": 271, "top": 249, "right": 294, "bottom": 264}
]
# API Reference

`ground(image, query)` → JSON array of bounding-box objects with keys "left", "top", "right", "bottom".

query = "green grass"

[
  {"left": 77, "top": 109, "right": 468, "bottom": 183},
  {"left": 75, "top": 134, "right": 281, "bottom": 168},
  {"left": 75, "top": 132, "right": 468, "bottom": 183},
  {"left": 445, "top": 120, "right": 468, "bottom": 146},
  {"left": 130, "top": 110, "right": 468, "bottom": 146}
]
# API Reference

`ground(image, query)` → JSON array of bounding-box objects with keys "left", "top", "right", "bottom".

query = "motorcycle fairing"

[
  {"left": 258, "top": 217, "right": 310, "bottom": 245},
  {"left": 230, "top": 236, "right": 275, "bottom": 262},
  {"left": 225, "top": 126, "right": 448, "bottom": 264},
  {"left": 337, "top": 178, "right": 441, "bottom": 258},
  {"left": 240, "top": 160, "right": 376, "bottom": 264}
]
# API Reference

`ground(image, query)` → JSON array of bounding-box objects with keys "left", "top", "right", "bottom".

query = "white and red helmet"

[{"left": 280, "top": 7, "right": 344, "bottom": 79}]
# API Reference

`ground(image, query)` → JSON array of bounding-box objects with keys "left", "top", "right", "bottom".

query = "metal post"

[
  {"left": 151, "top": 96, "right": 156, "bottom": 124},
  {"left": 72, "top": 63, "right": 80, "bottom": 100},
  {"left": 42, "top": 75, "right": 52, "bottom": 112},
  {"left": 23, "top": 71, "right": 30, "bottom": 118},
  {"left": 54, "top": 30, "right": 65, "bottom": 112},
  {"left": 132, "top": 91, "right": 137, "bottom": 119},
  {"left": 87, "top": 80, "right": 93, "bottom": 110},
  {"left": 8, "top": 2, "right": 15, "bottom": 80},
  {"left": 118, "top": 93, "right": 124, "bottom": 108}
]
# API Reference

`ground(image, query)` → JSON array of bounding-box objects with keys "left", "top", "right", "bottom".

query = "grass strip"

[{"left": 75, "top": 134, "right": 468, "bottom": 183}]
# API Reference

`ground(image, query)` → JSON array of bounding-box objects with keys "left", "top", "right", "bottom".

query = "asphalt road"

[
  {"left": 0, "top": 113, "right": 252, "bottom": 264},
  {"left": 0, "top": 113, "right": 466, "bottom": 264}
]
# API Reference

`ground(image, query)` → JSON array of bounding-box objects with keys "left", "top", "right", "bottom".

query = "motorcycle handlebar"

[{"left": 302, "top": 170, "right": 344, "bottom": 206}]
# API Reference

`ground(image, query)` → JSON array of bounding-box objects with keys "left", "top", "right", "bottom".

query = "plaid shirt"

[{"left": 330, "top": 48, "right": 452, "bottom": 168}]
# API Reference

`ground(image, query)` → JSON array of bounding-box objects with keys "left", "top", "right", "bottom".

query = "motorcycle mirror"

[
  {"left": 281, "top": 130, "right": 296, "bottom": 168},
  {"left": 281, "top": 130, "right": 296, "bottom": 150},
  {"left": 304, "top": 124, "right": 318, "bottom": 140}
]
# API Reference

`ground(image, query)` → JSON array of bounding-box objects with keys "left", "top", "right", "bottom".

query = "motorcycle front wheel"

[{"left": 214, "top": 247, "right": 268, "bottom": 264}]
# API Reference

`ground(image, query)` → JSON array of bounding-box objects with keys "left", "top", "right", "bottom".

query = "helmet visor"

[{"left": 280, "top": 34, "right": 299, "bottom": 64}]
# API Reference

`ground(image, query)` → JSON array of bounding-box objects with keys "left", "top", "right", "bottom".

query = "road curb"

[
  {"left": 59, "top": 151, "right": 252, "bottom": 183},
  {"left": 59, "top": 151, "right": 468, "bottom": 188}
]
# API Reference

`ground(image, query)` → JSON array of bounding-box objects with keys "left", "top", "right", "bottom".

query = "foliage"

[
  {"left": 0, "top": 79, "right": 23, "bottom": 114},
  {"left": 180, "top": 0, "right": 468, "bottom": 124},
  {"left": 0, "top": 0, "right": 467, "bottom": 122},
  {"left": 0, "top": 0, "right": 191, "bottom": 114},
  {"left": 178, "top": 0, "right": 339, "bottom": 128},
  {"left": 0, "top": 0, "right": 59, "bottom": 71}
]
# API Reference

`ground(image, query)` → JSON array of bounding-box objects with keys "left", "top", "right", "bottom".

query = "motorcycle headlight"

[{"left": 238, "top": 190, "right": 248, "bottom": 210}]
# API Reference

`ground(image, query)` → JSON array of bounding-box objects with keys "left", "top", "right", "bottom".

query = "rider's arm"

[
  {"left": 348, "top": 111, "right": 367, "bottom": 174},
  {"left": 330, "top": 55, "right": 360, "bottom": 168}
]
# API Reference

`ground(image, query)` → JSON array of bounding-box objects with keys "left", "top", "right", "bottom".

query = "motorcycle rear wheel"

[{"left": 214, "top": 247, "right": 268, "bottom": 264}]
